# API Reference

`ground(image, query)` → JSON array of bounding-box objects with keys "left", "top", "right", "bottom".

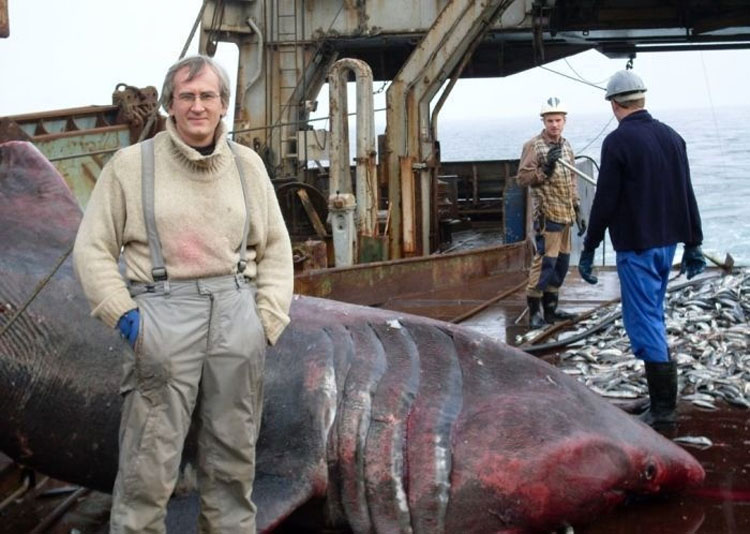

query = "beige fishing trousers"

[
  {"left": 527, "top": 223, "right": 572, "bottom": 297},
  {"left": 110, "top": 275, "right": 266, "bottom": 534}
]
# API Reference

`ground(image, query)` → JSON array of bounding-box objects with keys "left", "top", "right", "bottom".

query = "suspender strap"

[
  {"left": 140, "top": 139, "right": 251, "bottom": 286},
  {"left": 140, "top": 139, "right": 168, "bottom": 283},
  {"left": 228, "top": 141, "right": 251, "bottom": 274}
]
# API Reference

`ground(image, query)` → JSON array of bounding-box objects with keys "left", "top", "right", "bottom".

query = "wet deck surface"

[
  {"left": 578, "top": 404, "right": 750, "bottom": 534},
  {"left": 1, "top": 265, "right": 748, "bottom": 533},
  {"left": 380, "top": 259, "right": 623, "bottom": 346}
]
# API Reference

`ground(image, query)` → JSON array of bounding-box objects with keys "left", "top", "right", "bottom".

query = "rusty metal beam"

[
  {"left": 3, "top": 105, "right": 120, "bottom": 131},
  {"left": 400, "top": 156, "right": 416, "bottom": 254},
  {"left": 385, "top": 0, "right": 514, "bottom": 259},
  {"left": 449, "top": 279, "right": 527, "bottom": 324},
  {"left": 1, "top": 89, "right": 158, "bottom": 208},
  {"left": 0, "top": 0, "right": 8, "bottom": 38},
  {"left": 296, "top": 188, "right": 327, "bottom": 238},
  {"left": 295, "top": 241, "right": 529, "bottom": 308}
]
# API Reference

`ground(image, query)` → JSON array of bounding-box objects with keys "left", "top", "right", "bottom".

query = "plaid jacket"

[{"left": 517, "top": 130, "right": 579, "bottom": 225}]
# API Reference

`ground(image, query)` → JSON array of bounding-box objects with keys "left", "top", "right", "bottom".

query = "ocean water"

[{"left": 437, "top": 106, "right": 750, "bottom": 266}]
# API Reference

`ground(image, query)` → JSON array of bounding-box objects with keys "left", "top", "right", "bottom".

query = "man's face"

[
  {"left": 168, "top": 65, "right": 228, "bottom": 147},
  {"left": 541, "top": 113, "right": 566, "bottom": 140}
]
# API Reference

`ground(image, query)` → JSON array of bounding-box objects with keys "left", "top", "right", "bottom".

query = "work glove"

[
  {"left": 116, "top": 309, "right": 140, "bottom": 348},
  {"left": 680, "top": 245, "right": 706, "bottom": 280},
  {"left": 542, "top": 145, "right": 562, "bottom": 177},
  {"left": 578, "top": 249, "right": 598, "bottom": 284},
  {"left": 574, "top": 206, "right": 587, "bottom": 237}
]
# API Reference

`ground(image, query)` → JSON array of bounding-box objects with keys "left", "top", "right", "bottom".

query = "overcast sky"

[{"left": 2, "top": 0, "right": 749, "bottom": 122}]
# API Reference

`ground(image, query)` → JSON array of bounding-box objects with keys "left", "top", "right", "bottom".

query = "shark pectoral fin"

[{"left": 254, "top": 471, "right": 319, "bottom": 533}]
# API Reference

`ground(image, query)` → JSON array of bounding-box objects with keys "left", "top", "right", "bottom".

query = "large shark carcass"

[{"left": 0, "top": 140, "right": 704, "bottom": 533}]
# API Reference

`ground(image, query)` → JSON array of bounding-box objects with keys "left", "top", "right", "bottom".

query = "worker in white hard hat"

[
  {"left": 517, "top": 97, "right": 584, "bottom": 329},
  {"left": 578, "top": 69, "right": 705, "bottom": 430}
]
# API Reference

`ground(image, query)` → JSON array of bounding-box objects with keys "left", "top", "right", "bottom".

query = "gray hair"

[
  {"left": 613, "top": 96, "right": 646, "bottom": 109},
  {"left": 160, "top": 55, "right": 231, "bottom": 112}
]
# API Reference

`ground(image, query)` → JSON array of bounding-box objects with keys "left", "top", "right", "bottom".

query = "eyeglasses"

[{"left": 175, "top": 92, "right": 220, "bottom": 105}]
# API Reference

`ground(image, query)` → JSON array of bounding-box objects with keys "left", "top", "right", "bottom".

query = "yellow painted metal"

[{"left": 3, "top": 98, "right": 156, "bottom": 208}]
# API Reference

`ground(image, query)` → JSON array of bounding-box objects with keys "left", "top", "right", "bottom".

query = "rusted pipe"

[
  {"left": 450, "top": 280, "right": 527, "bottom": 324},
  {"left": 48, "top": 147, "right": 119, "bottom": 162},
  {"left": 328, "top": 58, "right": 378, "bottom": 237},
  {"left": 557, "top": 158, "right": 597, "bottom": 186},
  {"left": 29, "top": 487, "right": 90, "bottom": 534},
  {"left": 244, "top": 17, "right": 264, "bottom": 91},
  {"left": 0, "top": 472, "right": 49, "bottom": 513},
  {"left": 0, "top": 474, "right": 31, "bottom": 513}
]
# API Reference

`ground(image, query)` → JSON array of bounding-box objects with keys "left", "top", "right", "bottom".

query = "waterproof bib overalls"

[{"left": 109, "top": 139, "right": 267, "bottom": 534}]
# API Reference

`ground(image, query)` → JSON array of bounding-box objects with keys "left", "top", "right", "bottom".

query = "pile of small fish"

[{"left": 556, "top": 269, "right": 750, "bottom": 411}]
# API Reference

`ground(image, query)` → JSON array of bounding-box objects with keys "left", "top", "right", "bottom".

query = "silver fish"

[
  {"left": 552, "top": 269, "right": 750, "bottom": 410},
  {"left": 673, "top": 436, "right": 714, "bottom": 449}
]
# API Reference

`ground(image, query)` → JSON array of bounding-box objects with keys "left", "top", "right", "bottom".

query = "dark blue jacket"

[{"left": 584, "top": 110, "right": 703, "bottom": 252}]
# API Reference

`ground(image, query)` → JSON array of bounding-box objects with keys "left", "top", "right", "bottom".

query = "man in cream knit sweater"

[{"left": 73, "top": 55, "right": 293, "bottom": 533}]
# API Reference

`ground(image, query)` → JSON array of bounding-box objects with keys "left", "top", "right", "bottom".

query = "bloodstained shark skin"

[{"left": 0, "top": 140, "right": 704, "bottom": 533}]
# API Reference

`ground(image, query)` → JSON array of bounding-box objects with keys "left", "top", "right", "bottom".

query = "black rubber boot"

[
  {"left": 639, "top": 361, "right": 678, "bottom": 429},
  {"left": 542, "top": 292, "right": 576, "bottom": 323},
  {"left": 527, "top": 297, "right": 547, "bottom": 329}
]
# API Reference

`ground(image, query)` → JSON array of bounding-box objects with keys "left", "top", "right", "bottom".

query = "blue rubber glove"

[
  {"left": 116, "top": 309, "right": 140, "bottom": 348},
  {"left": 578, "top": 249, "right": 598, "bottom": 284},
  {"left": 680, "top": 245, "right": 706, "bottom": 280}
]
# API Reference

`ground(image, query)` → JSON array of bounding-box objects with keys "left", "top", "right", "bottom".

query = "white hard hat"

[
  {"left": 605, "top": 70, "right": 647, "bottom": 102},
  {"left": 540, "top": 96, "right": 567, "bottom": 116}
]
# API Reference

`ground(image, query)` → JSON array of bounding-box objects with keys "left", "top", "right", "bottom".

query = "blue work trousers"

[{"left": 616, "top": 244, "right": 677, "bottom": 363}]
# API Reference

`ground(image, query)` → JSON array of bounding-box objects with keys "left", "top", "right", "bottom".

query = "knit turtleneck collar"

[
  {"left": 166, "top": 117, "right": 227, "bottom": 156},
  {"left": 164, "top": 118, "right": 230, "bottom": 172},
  {"left": 193, "top": 143, "right": 216, "bottom": 156}
]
